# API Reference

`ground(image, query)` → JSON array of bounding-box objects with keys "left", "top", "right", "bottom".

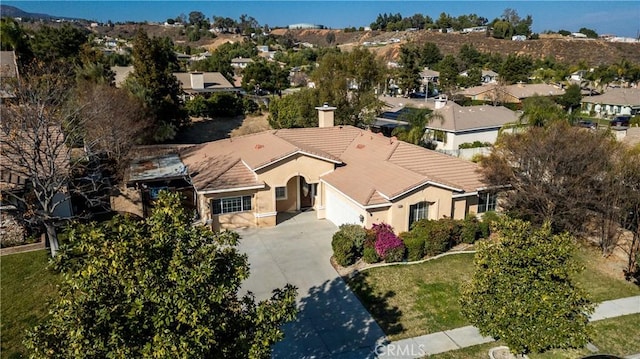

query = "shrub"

[
  {"left": 384, "top": 246, "right": 405, "bottom": 263},
  {"left": 337, "top": 224, "right": 367, "bottom": 257},
  {"left": 479, "top": 211, "right": 500, "bottom": 238},
  {"left": 461, "top": 213, "right": 480, "bottom": 244},
  {"left": 412, "top": 220, "right": 452, "bottom": 256},
  {"left": 401, "top": 232, "right": 425, "bottom": 261},
  {"left": 372, "top": 223, "right": 404, "bottom": 261},
  {"left": 331, "top": 231, "right": 355, "bottom": 267},
  {"left": 363, "top": 246, "right": 380, "bottom": 263}
]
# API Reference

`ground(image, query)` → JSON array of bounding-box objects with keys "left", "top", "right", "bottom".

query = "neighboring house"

[
  {"left": 231, "top": 57, "right": 254, "bottom": 69},
  {"left": 173, "top": 72, "right": 239, "bottom": 99},
  {"left": 420, "top": 68, "right": 440, "bottom": 85},
  {"left": 581, "top": 87, "right": 640, "bottom": 118},
  {"left": 120, "top": 106, "right": 495, "bottom": 233},
  {"left": 425, "top": 98, "right": 519, "bottom": 153},
  {"left": 374, "top": 98, "right": 519, "bottom": 156},
  {"left": 458, "top": 83, "right": 565, "bottom": 104},
  {"left": 0, "top": 51, "right": 19, "bottom": 100},
  {"left": 481, "top": 70, "right": 499, "bottom": 84}
]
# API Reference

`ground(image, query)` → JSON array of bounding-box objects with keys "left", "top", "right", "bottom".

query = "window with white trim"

[
  {"left": 478, "top": 192, "right": 497, "bottom": 213},
  {"left": 275, "top": 186, "right": 287, "bottom": 200},
  {"left": 409, "top": 201, "right": 429, "bottom": 229},
  {"left": 212, "top": 195, "right": 252, "bottom": 215}
]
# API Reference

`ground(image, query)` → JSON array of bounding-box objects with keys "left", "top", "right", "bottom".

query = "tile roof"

[
  {"left": 581, "top": 87, "right": 640, "bottom": 106},
  {"left": 0, "top": 51, "right": 18, "bottom": 78},
  {"left": 429, "top": 102, "right": 519, "bottom": 132},
  {"left": 180, "top": 124, "right": 487, "bottom": 206},
  {"left": 458, "top": 83, "right": 565, "bottom": 99}
]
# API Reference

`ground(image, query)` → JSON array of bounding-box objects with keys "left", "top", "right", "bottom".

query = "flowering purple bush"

[{"left": 372, "top": 223, "right": 404, "bottom": 261}]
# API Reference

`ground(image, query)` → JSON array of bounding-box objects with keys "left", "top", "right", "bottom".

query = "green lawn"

[
  {"left": 429, "top": 313, "right": 640, "bottom": 359},
  {"left": 347, "top": 247, "right": 640, "bottom": 341},
  {"left": 1, "top": 250, "right": 60, "bottom": 359}
]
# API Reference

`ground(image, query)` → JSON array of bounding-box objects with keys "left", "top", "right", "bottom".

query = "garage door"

[{"left": 325, "top": 188, "right": 362, "bottom": 227}]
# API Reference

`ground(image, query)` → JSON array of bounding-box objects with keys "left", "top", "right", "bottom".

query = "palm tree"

[
  {"left": 518, "top": 95, "right": 567, "bottom": 127},
  {"left": 392, "top": 108, "right": 443, "bottom": 147}
]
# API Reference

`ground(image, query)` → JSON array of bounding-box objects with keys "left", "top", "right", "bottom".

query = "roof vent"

[
  {"left": 356, "top": 144, "right": 365, "bottom": 149},
  {"left": 255, "top": 144, "right": 264, "bottom": 150}
]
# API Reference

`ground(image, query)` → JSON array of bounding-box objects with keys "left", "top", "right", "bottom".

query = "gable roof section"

[
  {"left": 429, "top": 102, "right": 518, "bottom": 132},
  {"left": 581, "top": 87, "right": 640, "bottom": 106},
  {"left": 180, "top": 131, "right": 342, "bottom": 192}
]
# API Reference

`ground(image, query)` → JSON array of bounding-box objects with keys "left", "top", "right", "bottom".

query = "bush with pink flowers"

[{"left": 372, "top": 223, "right": 405, "bottom": 263}]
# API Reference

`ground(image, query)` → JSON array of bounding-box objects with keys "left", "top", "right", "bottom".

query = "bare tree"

[
  {"left": 481, "top": 121, "right": 617, "bottom": 235},
  {"left": 1, "top": 64, "right": 148, "bottom": 256},
  {"left": 75, "top": 83, "right": 150, "bottom": 181},
  {"left": 1, "top": 63, "right": 77, "bottom": 256}
]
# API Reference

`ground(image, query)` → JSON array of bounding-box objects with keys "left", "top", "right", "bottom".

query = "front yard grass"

[
  {"left": 429, "top": 313, "right": 640, "bottom": 359},
  {"left": 346, "top": 245, "right": 640, "bottom": 341},
  {"left": 1, "top": 250, "right": 60, "bottom": 358}
]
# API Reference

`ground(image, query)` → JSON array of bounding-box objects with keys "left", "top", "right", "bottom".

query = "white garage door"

[{"left": 325, "top": 188, "right": 362, "bottom": 227}]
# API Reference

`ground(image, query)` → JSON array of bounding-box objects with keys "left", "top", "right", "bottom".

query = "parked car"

[
  {"left": 577, "top": 120, "right": 597, "bottom": 129},
  {"left": 407, "top": 92, "right": 426, "bottom": 99},
  {"left": 610, "top": 115, "right": 631, "bottom": 127}
]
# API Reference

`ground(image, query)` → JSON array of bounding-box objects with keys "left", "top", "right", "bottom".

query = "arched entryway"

[{"left": 275, "top": 175, "right": 317, "bottom": 215}]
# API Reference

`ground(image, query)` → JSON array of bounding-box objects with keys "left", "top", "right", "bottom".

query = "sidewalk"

[{"left": 375, "top": 295, "right": 640, "bottom": 358}]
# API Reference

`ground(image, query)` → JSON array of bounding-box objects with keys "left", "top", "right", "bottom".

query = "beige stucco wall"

[{"left": 198, "top": 154, "right": 335, "bottom": 230}]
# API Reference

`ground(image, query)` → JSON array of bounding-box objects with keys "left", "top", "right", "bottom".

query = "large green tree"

[
  {"left": 25, "top": 192, "right": 297, "bottom": 358},
  {"left": 241, "top": 59, "right": 289, "bottom": 93},
  {"left": 126, "top": 29, "right": 187, "bottom": 142},
  {"left": 30, "top": 24, "right": 88, "bottom": 64},
  {"left": 460, "top": 218, "right": 593, "bottom": 354}
]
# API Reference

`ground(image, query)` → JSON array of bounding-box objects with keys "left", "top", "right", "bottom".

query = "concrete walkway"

[{"left": 376, "top": 295, "right": 640, "bottom": 358}]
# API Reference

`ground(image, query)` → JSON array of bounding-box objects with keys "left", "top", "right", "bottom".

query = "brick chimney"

[
  {"left": 190, "top": 72, "right": 204, "bottom": 90},
  {"left": 315, "top": 103, "right": 337, "bottom": 128}
]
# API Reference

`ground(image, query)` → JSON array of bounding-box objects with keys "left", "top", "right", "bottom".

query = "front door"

[{"left": 299, "top": 177, "right": 314, "bottom": 209}]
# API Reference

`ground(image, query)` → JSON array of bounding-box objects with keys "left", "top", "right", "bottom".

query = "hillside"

[{"left": 271, "top": 28, "right": 640, "bottom": 66}]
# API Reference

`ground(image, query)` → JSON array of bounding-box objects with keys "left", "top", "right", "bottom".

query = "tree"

[
  {"left": 188, "top": 11, "right": 207, "bottom": 27},
  {"left": 25, "top": 192, "right": 298, "bottom": 358},
  {"left": 268, "top": 88, "right": 321, "bottom": 128},
  {"left": 30, "top": 24, "right": 88, "bottom": 64},
  {"left": 391, "top": 108, "right": 443, "bottom": 147},
  {"left": 397, "top": 44, "right": 422, "bottom": 94},
  {"left": 1, "top": 63, "right": 81, "bottom": 257},
  {"left": 460, "top": 218, "right": 593, "bottom": 354},
  {"left": 579, "top": 27, "right": 598, "bottom": 39},
  {"left": 0, "top": 17, "right": 34, "bottom": 66},
  {"left": 126, "top": 29, "right": 187, "bottom": 142},
  {"left": 481, "top": 121, "right": 617, "bottom": 234},
  {"left": 436, "top": 54, "right": 459, "bottom": 95},
  {"left": 241, "top": 59, "right": 289, "bottom": 93},
  {"left": 499, "top": 54, "right": 533, "bottom": 84},
  {"left": 419, "top": 42, "right": 443, "bottom": 68},
  {"left": 519, "top": 95, "right": 567, "bottom": 127},
  {"left": 556, "top": 83, "right": 582, "bottom": 113}
]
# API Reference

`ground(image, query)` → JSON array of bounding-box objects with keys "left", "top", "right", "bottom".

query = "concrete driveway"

[{"left": 236, "top": 211, "right": 386, "bottom": 358}]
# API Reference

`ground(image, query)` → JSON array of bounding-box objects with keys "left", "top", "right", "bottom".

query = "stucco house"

[
  {"left": 118, "top": 106, "right": 495, "bottom": 233},
  {"left": 424, "top": 98, "right": 519, "bottom": 152},
  {"left": 581, "top": 87, "right": 640, "bottom": 118},
  {"left": 230, "top": 57, "right": 254, "bottom": 69}
]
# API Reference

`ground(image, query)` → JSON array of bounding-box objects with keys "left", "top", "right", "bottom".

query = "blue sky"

[{"left": 3, "top": 1, "right": 639, "bottom": 37}]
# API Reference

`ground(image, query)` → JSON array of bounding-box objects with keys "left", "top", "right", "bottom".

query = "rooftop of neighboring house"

[
  {"left": 173, "top": 72, "right": 237, "bottom": 93},
  {"left": 179, "top": 124, "right": 486, "bottom": 206},
  {"left": 428, "top": 100, "right": 519, "bottom": 132},
  {"left": 420, "top": 68, "right": 440, "bottom": 77},
  {"left": 458, "top": 83, "right": 565, "bottom": 99},
  {"left": 581, "top": 87, "right": 640, "bottom": 106},
  {"left": 231, "top": 57, "right": 254, "bottom": 64}
]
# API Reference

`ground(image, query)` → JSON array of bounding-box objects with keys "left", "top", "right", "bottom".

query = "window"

[
  {"left": 478, "top": 192, "right": 497, "bottom": 213},
  {"left": 409, "top": 201, "right": 429, "bottom": 229},
  {"left": 212, "top": 195, "right": 252, "bottom": 215},
  {"left": 275, "top": 186, "right": 287, "bottom": 200}
]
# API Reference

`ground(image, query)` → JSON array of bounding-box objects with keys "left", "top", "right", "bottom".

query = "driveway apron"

[{"left": 236, "top": 211, "right": 386, "bottom": 358}]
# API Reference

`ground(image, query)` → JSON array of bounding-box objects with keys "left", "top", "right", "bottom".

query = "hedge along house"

[{"left": 179, "top": 105, "right": 494, "bottom": 232}]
